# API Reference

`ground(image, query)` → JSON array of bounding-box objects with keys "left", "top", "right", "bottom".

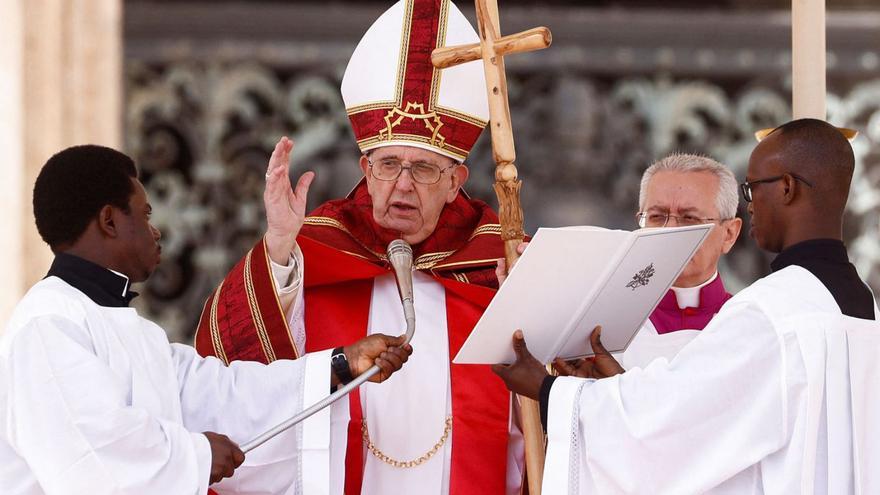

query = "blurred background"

[{"left": 2, "top": 0, "right": 879, "bottom": 342}]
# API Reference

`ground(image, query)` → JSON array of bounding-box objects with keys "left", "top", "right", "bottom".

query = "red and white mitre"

[{"left": 341, "top": 0, "right": 489, "bottom": 162}]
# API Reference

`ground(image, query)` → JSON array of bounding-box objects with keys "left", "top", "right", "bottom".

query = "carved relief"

[{"left": 125, "top": 19, "right": 880, "bottom": 342}]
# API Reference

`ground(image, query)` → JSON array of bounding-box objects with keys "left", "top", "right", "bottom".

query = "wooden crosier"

[{"left": 431, "top": 1, "right": 551, "bottom": 493}]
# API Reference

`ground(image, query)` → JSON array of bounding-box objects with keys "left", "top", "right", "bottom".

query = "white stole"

[{"left": 361, "top": 272, "right": 452, "bottom": 495}]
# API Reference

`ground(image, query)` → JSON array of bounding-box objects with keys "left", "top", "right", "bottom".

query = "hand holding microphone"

[
  {"left": 240, "top": 239, "right": 417, "bottom": 453},
  {"left": 338, "top": 238, "right": 416, "bottom": 384},
  {"left": 340, "top": 334, "right": 413, "bottom": 384}
]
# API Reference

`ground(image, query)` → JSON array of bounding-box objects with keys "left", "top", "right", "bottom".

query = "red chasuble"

[{"left": 194, "top": 181, "right": 511, "bottom": 494}]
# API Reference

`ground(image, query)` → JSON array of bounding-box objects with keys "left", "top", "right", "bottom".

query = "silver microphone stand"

[{"left": 241, "top": 239, "right": 416, "bottom": 453}]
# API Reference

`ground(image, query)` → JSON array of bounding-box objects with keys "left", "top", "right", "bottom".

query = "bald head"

[
  {"left": 763, "top": 118, "right": 854, "bottom": 211},
  {"left": 746, "top": 118, "right": 855, "bottom": 252}
]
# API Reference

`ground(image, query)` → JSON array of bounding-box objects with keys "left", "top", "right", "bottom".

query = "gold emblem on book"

[{"left": 379, "top": 101, "right": 446, "bottom": 148}]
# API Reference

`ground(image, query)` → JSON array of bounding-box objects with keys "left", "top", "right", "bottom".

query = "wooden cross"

[{"left": 432, "top": 2, "right": 552, "bottom": 493}]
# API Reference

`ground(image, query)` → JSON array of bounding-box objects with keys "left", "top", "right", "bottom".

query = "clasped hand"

[{"left": 491, "top": 326, "right": 624, "bottom": 400}]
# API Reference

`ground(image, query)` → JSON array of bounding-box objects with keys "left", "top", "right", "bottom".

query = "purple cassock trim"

[{"left": 649, "top": 276, "right": 732, "bottom": 335}]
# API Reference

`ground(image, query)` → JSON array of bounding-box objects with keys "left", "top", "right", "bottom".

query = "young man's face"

[
  {"left": 359, "top": 145, "right": 469, "bottom": 245},
  {"left": 116, "top": 178, "right": 162, "bottom": 283},
  {"left": 745, "top": 139, "right": 786, "bottom": 253}
]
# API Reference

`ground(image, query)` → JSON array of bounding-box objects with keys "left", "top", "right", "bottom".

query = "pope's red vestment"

[{"left": 195, "top": 181, "right": 512, "bottom": 494}]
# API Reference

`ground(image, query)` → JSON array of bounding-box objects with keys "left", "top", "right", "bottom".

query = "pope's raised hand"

[{"left": 263, "top": 137, "right": 315, "bottom": 264}]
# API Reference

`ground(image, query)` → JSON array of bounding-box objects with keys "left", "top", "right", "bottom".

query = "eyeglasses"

[
  {"left": 636, "top": 212, "right": 724, "bottom": 228},
  {"left": 740, "top": 174, "right": 813, "bottom": 203},
  {"left": 367, "top": 156, "right": 457, "bottom": 185}
]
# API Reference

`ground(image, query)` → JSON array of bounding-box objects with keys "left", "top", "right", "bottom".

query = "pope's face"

[
  {"left": 360, "top": 146, "right": 468, "bottom": 245},
  {"left": 640, "top": 170, "right": 741, "bottom": 287}
]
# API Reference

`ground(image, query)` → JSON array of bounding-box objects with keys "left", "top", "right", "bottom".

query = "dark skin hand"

[
  {"left": 332, "top": 334, "right": 414, "bottom": 386},
  {"left": 492, "top": 327, "right": 624, "bottom": 400},
  {"left": 203, "top": 334, "right": 412, "bottom": 484},
  {"left": 491, "top": 330, "right": 548, "bottom": 400},
  {"left": 204, "top": 431, "right": 245, "bottom": 484},
  {"left": 552, "top": 326, "right": 625, "bottom": 379}
]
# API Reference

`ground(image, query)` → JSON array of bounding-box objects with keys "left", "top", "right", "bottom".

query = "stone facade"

[{"left": 124, "top": 2, "right": 880, "bottom": 341}]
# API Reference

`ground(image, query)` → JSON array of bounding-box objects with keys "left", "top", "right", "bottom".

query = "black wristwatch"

[{"left": 331, "top": 346, "right": 355, "bottom": 385}]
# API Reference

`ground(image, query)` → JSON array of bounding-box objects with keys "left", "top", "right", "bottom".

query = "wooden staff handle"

[
  {"left": 520, "top": 398, "right": 545, "bottom": 493},
  {"left": 494, "top": 171, "right": 543, "bottom": 495},
  {"left": 432, "top": 1, "right": 553, "bottom": 491},
  {"left": 431, "top": 27, "right": 552, "bottom": 69},
  {"left": 500, "top": 234, "right": 546, "bottom": 495}
]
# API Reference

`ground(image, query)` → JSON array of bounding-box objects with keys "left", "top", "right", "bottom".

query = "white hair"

[{"left": 638, "top": 153, "right": 739, "bottom": 220}]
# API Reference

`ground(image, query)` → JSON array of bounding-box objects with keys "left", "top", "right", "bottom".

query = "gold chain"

[{"left": 361, "top": 416, "right": 453, "bottom": 468}]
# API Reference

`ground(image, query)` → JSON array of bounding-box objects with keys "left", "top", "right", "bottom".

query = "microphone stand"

[{"left": 241, "top": 239, "right": 415, "bottom": 453}]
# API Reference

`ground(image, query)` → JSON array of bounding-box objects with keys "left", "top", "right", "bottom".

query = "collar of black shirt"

[
  {"left": 771, "top": 238, "right": 876, "bottom": 320},
  {"left": 770, "top": 238, "right": 849, "bottom": 272},
  {"left": 46, "top": 253, "right": 138, "bottom": 307}
]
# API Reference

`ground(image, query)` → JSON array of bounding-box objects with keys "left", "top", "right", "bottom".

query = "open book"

[{"left": 453, "top": 224, "right": 713, "bottom": 365}]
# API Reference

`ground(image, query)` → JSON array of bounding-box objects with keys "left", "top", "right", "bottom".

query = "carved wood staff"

[{"left": 432, "top": 2, "right": 551, "bottom": 493}]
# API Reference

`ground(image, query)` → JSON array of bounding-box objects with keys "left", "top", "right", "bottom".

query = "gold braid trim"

[
  {"left": 431, "top": 257, "right": 502, "bottom": 272},
  {"left": 347, "top": 101, "right": 398, "bottom": 114},
  {"left": 304, "top": 218, "right": 500, "bottom": 271},
  {"left": 304, "top": 216, "right": 385, "bottom": 260},
  {"left": 429, "top": 0, "right": 449, "bottom": 108},
  {"left": 394, "top": 0, "right": 414, "bottom": 105},
  {"left": 244, "top": 251, "right": 277, "bottom": 363},
  {"left": 209, "top": 280, "right": 229, "bottom": 365},
  {"left": 261, "top": 240, "right": 300, "bottom": 359},
  {"left": 435, "top": 106, "right": 489, "bottom": 128},
  {"left": 304, "top": 216, "right": 351, "bottom": 234},
  {"left": 468, "top": 224, "right": 502, "bottom": 240},
  {"left": 356, "top": 134, "right": 469, "bottom": 161},
  {"left": 413, "top": 250, "right": 457, "bottom": 270}
]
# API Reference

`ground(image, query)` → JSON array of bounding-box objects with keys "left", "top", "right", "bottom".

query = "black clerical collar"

[
  {"left": 46, "top": 253, "right": 138, "bottom": 307},
  {"left": 771, "top": 238, "right": 876, "bottom": 320},
  {"left": 770, "top": 238, "right": 848, "bottom": 273}
]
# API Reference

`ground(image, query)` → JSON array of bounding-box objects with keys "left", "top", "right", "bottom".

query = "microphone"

[
  {"left": 387, "top": 239, "right": 416, "bottom": 344},
  {"left": 240, "top": 239, "right": 417, "bottom": 453}
]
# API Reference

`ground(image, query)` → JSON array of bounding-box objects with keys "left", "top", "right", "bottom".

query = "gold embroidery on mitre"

[
  {"left": 358, "top": 135, "right": 468, "bottom": 162},
  {"left": 379, "top": 102, "right": 447, "bottom": 149}
]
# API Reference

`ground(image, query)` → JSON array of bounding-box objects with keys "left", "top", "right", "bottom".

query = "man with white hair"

[
  {"left": 494, "top": 119, "right": 879, "bottom": 494},
  {"left": 622, "top": 153, "right": 743, "bottom": 367},
  {"left": 550, "top": 153, "right": 743, "bottom": 376}
]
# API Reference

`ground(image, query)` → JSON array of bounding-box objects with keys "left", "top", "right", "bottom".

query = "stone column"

[
  {"left": 0, "top": 0, "right": 122, "bottom": 328},
  {"left": 0, "top": 0, "right": 26, "bottom": 327}
]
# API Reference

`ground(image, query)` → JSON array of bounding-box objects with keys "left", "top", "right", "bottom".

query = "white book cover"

[{"left": 452, "top": 224, "right": 713, "bottom": 365}]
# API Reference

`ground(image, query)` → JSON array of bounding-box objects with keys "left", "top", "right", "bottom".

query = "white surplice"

[
  {"left": 544, "top": 265, "right": 880, "bottom": 495},
  {"left": 621, "top": 279, "right": 716, "bottom": 370},
  {"left": 620, "top": 321, "right": 700, "bottom": 370},
  {"left": 272, "top": 260, "right": 524, "bottom": 495},
  {"left": 0, "top": 276, "right": 331, "bottom": 495}
]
